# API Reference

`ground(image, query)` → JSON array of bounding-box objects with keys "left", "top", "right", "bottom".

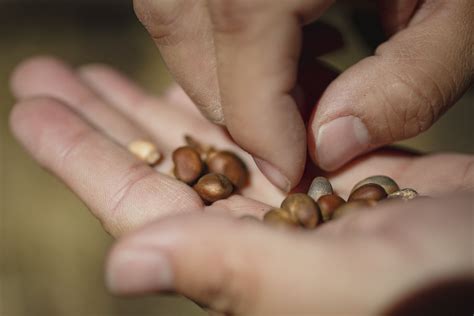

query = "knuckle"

[{"left": 133, "top": 0, "right": 189, "bottom": 45}]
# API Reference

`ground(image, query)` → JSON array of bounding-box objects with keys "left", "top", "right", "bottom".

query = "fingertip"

[{"left": 10, "top": 56, "right": 67, "bottom": 98}]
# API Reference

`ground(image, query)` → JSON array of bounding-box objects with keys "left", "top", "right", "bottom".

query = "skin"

[
  {"left": 133, "top": 0, "right": 474, "bottom": 191},
  {"left": 9, "top": 57, "right": 473, "bottom": 315}
]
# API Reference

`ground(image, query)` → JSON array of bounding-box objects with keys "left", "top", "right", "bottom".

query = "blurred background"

[{"left": 0, "top": 1, "right": 472, "bottom": 315}]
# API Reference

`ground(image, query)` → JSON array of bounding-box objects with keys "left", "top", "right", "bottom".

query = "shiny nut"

[
  {"left": 317, "top": 194, "right": 346, "bottom": 222},
  {"left": 127, "top": 140, "right": 161, "bottom": 165},
  {"left": 351, "top": 175, "right": 399, "bottom": 195},
  {"left": 388, "top": 188, "right": 419, "bottom": 201},
  {"left": 173, "top": 146, "right": 204, "bottom": 184},
  {"left": 193, "top": 173, "right": 233, "bottom": 203},
  {"left": 332, "top": 200, "right": 377, "bottom": 220},
  {"left": 281, "top": 193, "right": 322, "bottom": 229},
  {"left": 263, "top": 208, "right": 299, "bottom": 229},
  {"left": 349, "top": 183, "right": 388, "bottom": 202},
  {"left": 308, "top": 177, "right": 333, "bottom": 202},
  {"left": 206, "top": 151, "right": 249, "bottom": 188}
]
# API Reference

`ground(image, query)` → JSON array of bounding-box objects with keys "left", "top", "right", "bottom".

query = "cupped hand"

[
  {"left": 134, "top": 0, "right": 474, "bottom": 190},
  {"left": 9, "top": 57, "right": 473, "bottom": 315}
]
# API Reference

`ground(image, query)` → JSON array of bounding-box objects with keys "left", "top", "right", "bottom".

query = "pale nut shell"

[
  {"left": 351, "top": 175, "right": 399, "bottom": 195},
  {"left": 127, "top": 140, "right": 161, "bottom": 165},
  {"left": 308, "top": 177, "right": 333, "bottom": 202},
  {"left": 388, "top": 188, "right": 419, "bottom": 201}
]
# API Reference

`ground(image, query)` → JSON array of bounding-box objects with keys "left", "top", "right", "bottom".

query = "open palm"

[{"left": 10, "top": 57, "right": 473, "bottom": 315}]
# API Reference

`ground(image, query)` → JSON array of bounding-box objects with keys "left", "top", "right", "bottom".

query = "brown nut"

[
  {"left": 281, "top": 193, "right": 322, "bottom": 229},
  {"left": 173, "top": 146, "right": 204, "bottom": 184},
  {"left": 349, "top": 183, "right": 388, "bottom": 202},
  {"left": 388, "top": 188, "right": 419, "bottom": 201},
  {"left": 317, "top": 194, "right": 346, "bottom": 222},
  {"left": 127, "top": 140, "right": 161, "bottom": 165},
  {"left": 193, "top": 173, "right": 233, "bottom": 203},
  {"left": 206, "top": 151, "right": 249, "bottom": 188},
  {"left": 263, "top": 208, "right": 299, "bottom": 229},
  {"left": 332, "top": 200, "right": 377, "bottom": 220},
  {"left": 351, "top": 175, "right": 399, "bottom": 195},
  {"left": 308, "top": 176, "right": 333, "bottom": 202}
]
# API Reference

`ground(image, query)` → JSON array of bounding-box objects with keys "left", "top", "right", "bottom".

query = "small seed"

[
  {"left": 193, "top": 173, "right": 233, "bottom": 203},
  {"left": 317, "top": 194, "right": 346, "bottom": 221},
  {"left": 127, "top": 140, "right": 161, "bottom": 165},
  {"left": 351, "top": 175, "right": 399, "bottom": 195},
  {"left": 332, "top": 200, "right": 377, "bottom": 219},
  {"left": 349, "top": 183, "right": 388, "bottom": 202},
  {"left": 281, "top": 194, "right": 322, "bottom": 229},
  {"left": 263, "top": 208, "right": 299, "bottom": 229},
  {"left": 388, "top": 188, "right": 419, "bottom": 201},
  {"left": 173, "top": 146, "right": 204, "bottom": 184},
  {"left": 206, "top": 151, "right": 248, "bottom": 188},
  {"left": 308, "top": 177, "right": 333, "bottom": 202}
]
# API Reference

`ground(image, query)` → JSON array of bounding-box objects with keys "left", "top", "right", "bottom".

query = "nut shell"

[
  {"left": 127, "top": 140, "right": 161, "bottom": 165},
  {"left": 281, "top": 193, "right": 322, "bottom": 229},
  {"left": 317, "top": 194, "right": 345, "bottom": 222},
  {"left": 332, "top": 200, "right": 377, "bottom": 219},
  {"left": 308, "top": 177, "right": 333, "bottom": 202},
  {"left": 173, "top": 146, "right": 204, "bottom": 184},
  {"left": 193, "top": 173, "right": 233, "bottom": 203},
  {"left": 351, "top": 175, "right": 399, "bottom": 195},
  {"left": 388, "top": 188, "right": 419, "bottom": 201},
  {"left": 206, "top": 151, "right": 248, "bottom": 188},
  {"left": 263, "top": 208, "right": 298, "bottom": 229},
  {"left": 349, "top": 183, "right": 388, "bottom": 202}
]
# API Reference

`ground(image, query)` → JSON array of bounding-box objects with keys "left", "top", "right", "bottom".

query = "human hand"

[
  {"left": 134, "top": 0, "right": 474, "bottom": 191},
  {"left": 10, "top": 57, "right": 473, "bottom": 315}
]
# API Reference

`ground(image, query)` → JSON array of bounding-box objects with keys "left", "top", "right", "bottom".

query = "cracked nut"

[
  {"left": 351, "top": 175, "right": 399, "bottom": 195},
  {"left": 349, "top": 183, "right": 388, "bottom": 202},
  {"left": 308, "top": 176, "right": 333, "bottom": 202},
  {"left": 127, "top": 140, "right": 161, "bottom": 165}
]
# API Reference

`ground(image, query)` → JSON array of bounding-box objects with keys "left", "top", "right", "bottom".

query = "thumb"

[
  {"left": 103, "top": 206, "right": 463, "bottom": 315},
  {"left": 309, "top": 0, "right": 473, "bottom": 171}
]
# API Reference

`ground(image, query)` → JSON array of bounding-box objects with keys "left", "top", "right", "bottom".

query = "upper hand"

[{"left": 134, "top": 0, "right": 474, "bottom": 191}]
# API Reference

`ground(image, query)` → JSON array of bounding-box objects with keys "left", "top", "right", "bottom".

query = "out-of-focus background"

[{"left": 0, "top": 1, "right": 472, "bottom": 315}]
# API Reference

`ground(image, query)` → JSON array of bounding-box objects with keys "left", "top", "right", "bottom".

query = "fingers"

[
  {"left": 10, "top": 56, "right": 153, "bottom": 149},
  {"left": 207, "top": 0, "right": 334, "bottom": 191},
  {"left": 133, "top": 0, "right": 224, "bottom": 123},
  {"left": 9, "top": 97, "right": 202, "bottom": 237},
  {"left": 309, "top": 0, "right": 474, "bottom": 170},
  {"left": 106, "top": 196, "right": 473, "bottom": 315}
]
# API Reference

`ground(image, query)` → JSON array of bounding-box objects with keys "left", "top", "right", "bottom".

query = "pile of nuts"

[
  {"left": 172, "top": 136, "right": 249, "bottom": 203},
  {"left": 263, "top": 175, "right": 420, "bottom": 230},
  {"left": 132, "top": 136, "right": 420, "bottom": 228}
]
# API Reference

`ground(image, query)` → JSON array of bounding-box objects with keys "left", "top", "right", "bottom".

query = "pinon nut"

[
  {"left": 388, "top": 188, "right": 419, "bottom": 201},
  {"left": 351, "top": 175, "right": 399, "bottom": 195},
  {"left": 332, "top": 200, "right": 377, "bottom": 220},
  {"left": 317, "top": 194, "right": 345, "bottom": 222},
  {"left": 206, "top": 151, "right": 249, "bottom": 188},
  {"left": 281, "top": 194, "right": 322, "bottom": 229},
  {"left": 308, "top": 177, "right": 333, "bottom": 202},
  {"left": 127, "top": 140, "right": 161, "bottom": 165},
  {"left": 193, "top": 173, "right": 233, "bottom": 203},
  {"left": 173, "top": 146, "right": 204, "bottom": 184},
  {"left": 263, "top": 208, "right": 298, "bottom": 229},
  {"left": 349, "top": 183, "right": 388, "bottom": 202}
]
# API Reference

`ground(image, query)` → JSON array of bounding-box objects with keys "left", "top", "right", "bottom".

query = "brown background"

[{"left": 0, "top": 1, "right": 472, "bottom": 315}]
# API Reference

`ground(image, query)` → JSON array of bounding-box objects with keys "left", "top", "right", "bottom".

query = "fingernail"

[
  {"left": 106, "top": 248, "right": 173, "bottom": 295},
  {"left": 315, "top": 116, "right": 370, "bottom": 171},
  {"left": 254, "top": 157, "right": 291, "bottom": 192}
]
